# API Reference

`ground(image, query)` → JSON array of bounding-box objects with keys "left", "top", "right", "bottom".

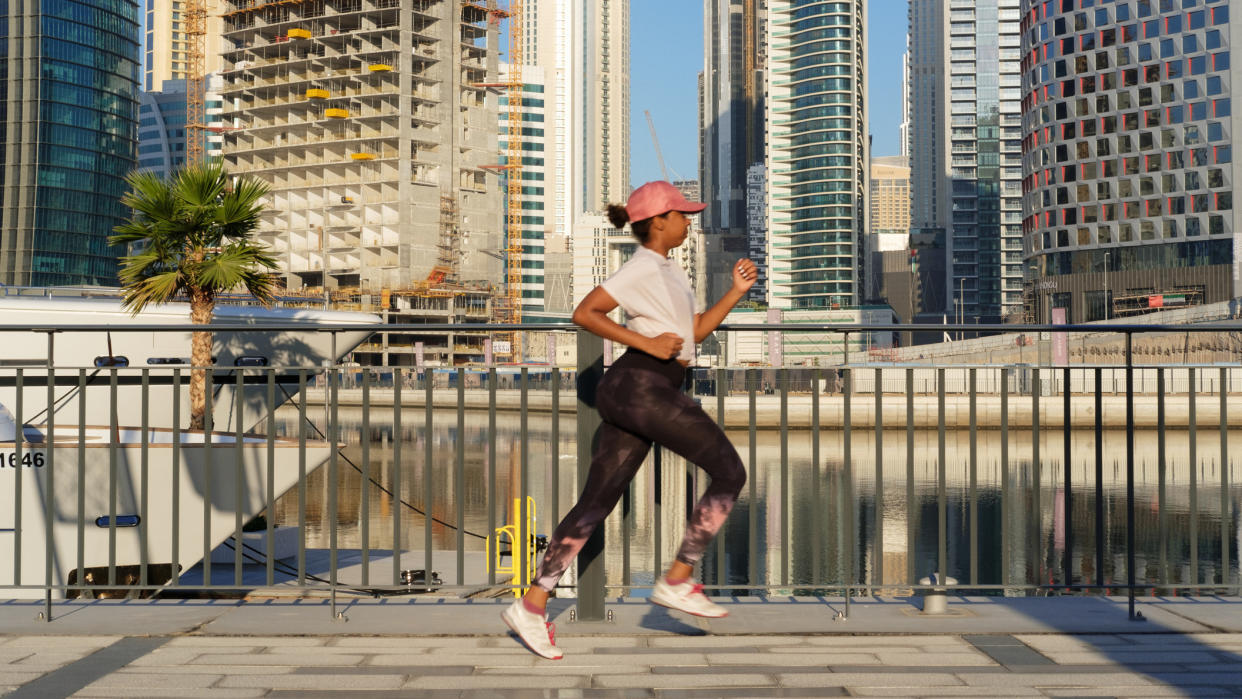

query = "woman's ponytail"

[{"left": 606, "top": 204, "right": 629, "bottom": 229}]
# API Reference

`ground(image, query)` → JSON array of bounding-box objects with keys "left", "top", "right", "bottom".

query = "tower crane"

[{"left": 644, "top": 110, "right": 670, "bottom": 182}]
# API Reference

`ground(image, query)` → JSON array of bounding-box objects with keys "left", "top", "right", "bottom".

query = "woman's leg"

[
  {"left": 615, "top": 392, "right": 746, "bottom": 570},
  {"left": 525, "top": 420, "right": 652, "bottom": 602}
]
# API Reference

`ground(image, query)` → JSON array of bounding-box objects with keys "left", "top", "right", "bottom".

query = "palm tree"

[{"left": 110, "top": 161, "right": 279, "bottom": 430}]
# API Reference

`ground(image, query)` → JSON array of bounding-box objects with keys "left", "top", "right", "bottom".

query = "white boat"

[
  {"left": 0, "top": 293, "right": 380, "bottom": 598},
  {"left": 0, "top": 421, "right": 333, "bottom": 598},
  {"left": 0, "top": 295, "right": 379, "bottom": 433}
]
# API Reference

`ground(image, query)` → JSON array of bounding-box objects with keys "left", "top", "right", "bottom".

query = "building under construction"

[{"left": 216, "top": 0, "right": 509, "bottom": 364}]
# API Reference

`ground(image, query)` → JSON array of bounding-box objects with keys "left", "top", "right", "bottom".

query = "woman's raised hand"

[
  {"left": 732, "top": 258, "right": 758, "bottom": 293},
  {"left": 646, "top": 332, "right": 684, "bottom": 360}
]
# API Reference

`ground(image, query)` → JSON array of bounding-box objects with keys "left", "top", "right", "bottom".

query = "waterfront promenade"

[{"left": 5, "top": 596, "right": 1242, "bottom": 697}]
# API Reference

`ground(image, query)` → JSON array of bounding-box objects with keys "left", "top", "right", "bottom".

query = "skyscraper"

[
  {"left": 701, "top": 0, "right": 767, "bottom": 301},
  {"left": 499, "top": 64, "right": 551, "bottom": 315},
  {"left": 908, "top": 0, "right": 1024, "bottom": 323},
  {"left": 137, "top": 78, "right": 225, "bottom": 177},
  {"left": 520, "top": 0, "right": 629, "bottom": 311},
  {"left": 1020, "top": 0, "right": 1239, "bottom": 322},
  {"left": 765, "top": 0, "right": 868, "bottom": 309},
  {"left": 142, "top": 0, "right": 224, "bottom": 92},
  {"left": 0, "top": 0, "right": 140, "bottom": 286}
]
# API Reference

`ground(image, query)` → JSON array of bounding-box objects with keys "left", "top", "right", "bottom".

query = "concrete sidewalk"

[{"left": 4, "top": 596, "right": 1242, "bottom": 697}]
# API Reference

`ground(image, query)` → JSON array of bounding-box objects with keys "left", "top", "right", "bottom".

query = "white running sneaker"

[
  {"left": 501, "top": 599, "right": 564, "bottom": 660},
  {"left": 650, "top": 578, "right": 729, "bottom": 618}
]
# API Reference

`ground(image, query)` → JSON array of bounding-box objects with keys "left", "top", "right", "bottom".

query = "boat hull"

[{"left": 0, "top": 427, "right": 333, "bottom": 598}]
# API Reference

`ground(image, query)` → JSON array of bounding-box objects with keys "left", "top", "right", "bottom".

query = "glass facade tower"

[
  {"left": 908, "top": 0, "right": 1024, "bottom": 323},
  {"left": 765, "top": 0, "right": 868, "bottom": 309},
  {"left": 0, "top": 0, "right": 140, "bottom": 286}
]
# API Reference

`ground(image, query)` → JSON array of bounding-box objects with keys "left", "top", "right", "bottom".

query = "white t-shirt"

[{"left": 601, "top": 247, "right": 700, "bottom": 363}]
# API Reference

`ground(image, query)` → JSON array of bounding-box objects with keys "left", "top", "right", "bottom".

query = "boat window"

[
  {"left": 146, "top": 357, "right": 187, "bottom": 365},
  {"left": 234, "top": 356, "right": 268, "bottom": 367},
  {"left": 95, "top": 515, "right": 140, "bottom": 528},
  {"left": 94, "top": 356, "right": 129, "bottom": 367}
]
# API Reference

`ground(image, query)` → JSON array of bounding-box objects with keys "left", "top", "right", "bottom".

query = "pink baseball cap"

[{"left": 625, "top": 181, "right": 707, "bottom": 222}]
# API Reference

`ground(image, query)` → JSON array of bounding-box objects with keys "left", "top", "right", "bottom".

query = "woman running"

[{"left": 502, "top": 180, "right": 757, "bottom": 659}]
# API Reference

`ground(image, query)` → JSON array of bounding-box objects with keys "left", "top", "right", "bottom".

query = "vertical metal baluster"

[
  {"left": 1189, "top": 367, "right": 1198, "bottom": 587},
  {"left": 266, "top": 371, "right": 276, "bottom": 586},
  {"left": 1032, "top": 367, "right": 1041, "bottom": 589},
  {"left": 623, "top": 477, "right": 632, "bottom": 589},
  {"left": 360, "top": 370, "right": 370, "bottom": 587},
  {"left": 781, "top": 367, "right": 790, "bottom": 587},
  {"left": 906, "top": 368, "right": 915, "bottom": 585},
  {"left": 715, "top": 367, "right": 727, "bottom": 589},
  {"left": 392, "top": 369, "right": 402, "bottom": 586},
  {"left": 654, "top": 446, "right": 663, "bottom": 584},
  {"left": 203, "top": 367, "right": 214, "bottom": 589},
  {"left": 1062, "top": 365, "right": 1071, "bottom": 588},
  {"left": 329, "top": 363, "right": 339, "bottom": 598},
  {"left": 424, "top": 366, "right": 433, "bottom": 589},
  {"left": 1097, "top": 367, "right": 1106, "bottom": 590},
  {"left": 811, "top": 368, "right": 822, "bottom": 588},
  {"left": 169, "top": 369, "right": 179, "bottom": 588},
  {"left": 748, "top": 368, "right": 758, "bottom": 589},
  {"left": 106, "top": 368, "right": 117, "bottom": 586},
  {"left": 937, "top": 368, "right": 946, "bottom": 587},
  {"left": 1156, "top": 367, "right": 1166, "bottom": 589},
  {"left": 487, "top": 367, "right": 496, "bottom": 587},
  {"left": 76, "top": 369, "right": 88, "bottom": 592},
  {"left": 141, "top": 369, "right": 149, "bottom": 592},
  {"left": 875, "top": 367, "right": 884, "bottom": 593},
  {"left": 551, "top": 367, "right": 561, "bottom": 535},
  {"left": 45, "top": 334, "right": 56, "bottom": 611},
  {"left": 456, "top": 368, "right": 465, "bottom": 585},
  {"left": 970, "top": 367, "right": 978, "bottom": 587},
  {"left": 1001, "top": 364, "right": 1009, "bottom": 589},
  {"left": 1221, "top": 366, "right": 1230, "bottom": 588},
  {"left": 843, "top": 367, "right": 853, "bottom": 614},
  {"left": 297, "top": 370, "right": 307, "bottom": 585},
  {"left": 1125, "top": 333, "right": 1136, "bottom": 618},
  {"left": 519, "top": 369, "right": 529, "bottom": 594},
  {"left": 13, "top": 369, "right": 21, "bottom": 588},
  {"left": 235, "top": 371, "right": 245, "bottom": 587}
]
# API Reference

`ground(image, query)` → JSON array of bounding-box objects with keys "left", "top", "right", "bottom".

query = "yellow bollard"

[{"left": 486, "top": 497, "right": 537, "bottom": 597}]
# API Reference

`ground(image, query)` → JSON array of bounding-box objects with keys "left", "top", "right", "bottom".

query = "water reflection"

[{"left": 272, "top": 404, "right": 1239, "bottom": 594}]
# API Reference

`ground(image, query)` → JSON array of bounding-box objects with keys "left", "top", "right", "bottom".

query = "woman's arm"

[
  {"left": 694, "top": 258, "right": 757, "bottom": 342},
  {"left": 573, "top": 286, "right": 684, "bottom": 360}
]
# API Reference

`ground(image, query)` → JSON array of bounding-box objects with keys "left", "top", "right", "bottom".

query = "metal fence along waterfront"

[{"left": 1, "top": 322, "right": 1240, "bottom": 623}]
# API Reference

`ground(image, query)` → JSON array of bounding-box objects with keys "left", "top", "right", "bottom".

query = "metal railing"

[{"left": 0, "top": 322, "right": 1239, "bottom": 624}]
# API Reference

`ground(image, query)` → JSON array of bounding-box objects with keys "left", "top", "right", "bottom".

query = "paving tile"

[
  {"left": 476, "top": 664, "right": 649, "bottom": 676},
  {"left": 1146, "top": 672, "right": 1242, "bottom": 685},
  {"left": 1040, "top": 688, "right": 1242, "bottom": 697},
  {"left": 120, "top": 665, "right": 295, "bottom": 675},
  {"left": 217, "top": 673, "right": 405, "bottom": 690},
  {"left": 847, "top": 687, "right": 1042, "bottom": 697},
  {"left": 84, "top": 672, "right": 222, "bottom": 689},
  {"left": 188, "top": 652, "right": 366, "bottom": 666},
  {"left": 873, "top": 651, "right": 996, "bottom": 666},
  {"left": 590, "top": 646, "right": 760, "bottom": 655},
  {"left": 294, "top": 665, "right": 473, "bottom": 676},
  {"left": 73, "top": 689, "right": 266, "bottom": 698},
  {"left": 6, "top": 636, "right": 119, "bottom": 648},
  {"left": 368, "top": 653, "right": 537, "bottom": 667},
  {"left": 801, "top": 636, "right": 969, "bottom": 647},
  {"left": 554, "top": 653, "right": 710, "bottom": 667},
  {"left": 958, "top": 672, "right": 1154, "bottom": 687},
  {"left": 658, "top": 689, "right": 846, "bottom": 698},
  {"left": 707, "top": 652, "right": 861, "bottom": 667},
  {"left": 1040, "top": 650, "right": 1220, "bottom": 665},
  {"left": 169, "top": 637, "right": 324, "bottom": 648},
  {"left": 647, "top": 636, "right": 802, "bottom": 648},
  {"left": 776, "top": 672, "right": 963, "bottom": 688},
  {"left": 593, "top": 673, "right": 774, "bottom": 689},
  {"left": 401, "top": 675, "right": 586, "bottom": 690}
]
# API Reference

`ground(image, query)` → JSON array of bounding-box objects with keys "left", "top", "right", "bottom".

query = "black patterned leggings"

[{"left": 533, "top": 349, "right": 746, "bottom": 592}]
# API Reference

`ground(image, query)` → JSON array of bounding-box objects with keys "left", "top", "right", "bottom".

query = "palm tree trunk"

[{"left": 189, "top": 289, "right": 215, "bottom": 430}]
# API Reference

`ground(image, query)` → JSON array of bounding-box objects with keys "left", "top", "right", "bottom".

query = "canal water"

[{"left": 272, "top": 404, "right": 1239, "bottom": 595}]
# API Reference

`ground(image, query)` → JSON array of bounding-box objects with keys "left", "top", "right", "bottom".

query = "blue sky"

[{"left": 629, "top": 0, "right": 907, "bottom": 188}]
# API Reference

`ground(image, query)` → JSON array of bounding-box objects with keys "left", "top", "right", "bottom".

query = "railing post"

[
  {"left": 575, "top": 329, "right": 606, "bottom": 620},
  {"left": 1126, "top": 332, "right": 1140, "bottom": 620}
]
